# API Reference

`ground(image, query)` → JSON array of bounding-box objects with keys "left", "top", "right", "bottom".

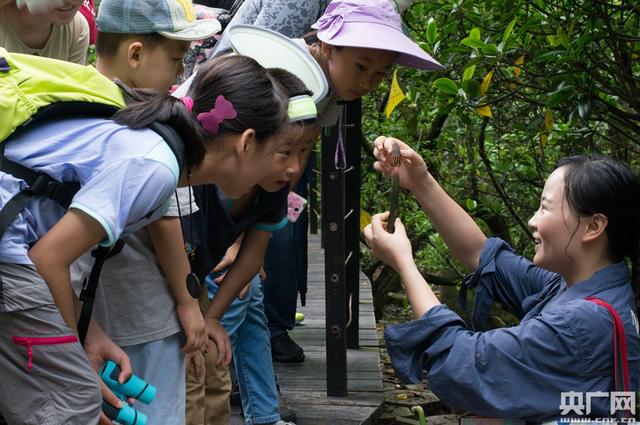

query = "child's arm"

[
  {"left": 211, "top": 233, "right": 244, "bottom": 277},
  {"left": 373, "top": 136, "right": 486, "bottom": 271},
  {"left": 28, "top": 209, "right": 132, "bottom": 414},
  {"left": 29, "top": 209, "right": 107, "bottom": 331},
  {"left": 204, "top": 228, "right": 270, "bottom": 324},
  {"left": 147, "top": 217, "right": 207, "bottom": 354}
]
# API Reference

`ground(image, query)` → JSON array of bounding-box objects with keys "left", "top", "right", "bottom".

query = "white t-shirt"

[{"left": 0, "top": 117, "right": 180, "bottom": 265}]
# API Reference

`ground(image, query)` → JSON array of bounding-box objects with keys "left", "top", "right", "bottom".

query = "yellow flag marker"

[
  {"left": 384, "top": 69, "right": 406, "bottom": 118},
  {"left": 540, "top": 133, "right": 548, "bottom": 146},
  {"left": 360, "top": 208, "right": 372, "bottom": 232},
  {"left": 544, "top": 108, "right": 554, "bottom": 134},
  {"left": 475, "top": 105, "right": 493, "bottom": 117},
  {"left": 514, "top": 54, "right": 525, "bottom": 77},
  {"left": 480, "top": 69, "right": 494, "bottom": 95}
]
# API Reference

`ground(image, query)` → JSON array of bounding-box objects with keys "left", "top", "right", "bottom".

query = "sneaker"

[
  {"left": 271, "top": 332, "right": 305, "bottom": 363},
  {"left": 269, "top": 421, "right": 296, "bottom": 425}
]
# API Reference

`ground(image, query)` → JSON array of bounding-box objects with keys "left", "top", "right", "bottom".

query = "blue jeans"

[
  {"left": 208, "top": 274, "right": 279, "bottom": 425},
  {"left": 263, "top": 155, "right": 313, "bottom": 337}
]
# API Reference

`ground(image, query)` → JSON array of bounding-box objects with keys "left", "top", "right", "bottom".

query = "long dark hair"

[
  {"left": 556, "top": 155, "right": 640, "bottom": 306},
  {"left": 113, "top": 55, "right": 288, "bottom": 168}
]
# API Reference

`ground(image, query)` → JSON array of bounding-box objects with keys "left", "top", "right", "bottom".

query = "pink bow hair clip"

[
  {"left": 180, "top": 96, "right": 194, "bottom": 112},
  {"left": 197, "top": 95, "right": 237, "bottom": 135}
]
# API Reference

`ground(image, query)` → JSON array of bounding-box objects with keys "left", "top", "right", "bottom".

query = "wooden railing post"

[
  {"left": 309, "top": 149, "right": 320, "bottom": 235},
  {"left": 321, "top": 124, "right": 347, "bottom": 396},
  {"left": 320, "top": 100, "right": 363, "bottom": 396},
  {"left": 344, "top": 99, "right": 361, "bottom": 349}
]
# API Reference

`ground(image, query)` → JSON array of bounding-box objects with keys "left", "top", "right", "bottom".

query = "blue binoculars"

[{"left": 99, "top": 360, "right": 157, "bottom": 425}]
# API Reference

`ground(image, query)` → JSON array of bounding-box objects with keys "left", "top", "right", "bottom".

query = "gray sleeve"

[
  {"left": 210, "top": 0, "right": 321, "bottom": 57},
  {"left": 164, "top": 187, "right": 199, "bottom": 217},
  {"left": 316, "top": 91, "right": 343, "bottom": 128}
]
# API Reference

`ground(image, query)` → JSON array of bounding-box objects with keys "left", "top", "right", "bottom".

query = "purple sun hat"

[{"left": 312, "top": 0, "right": 443, "bottom": 71}]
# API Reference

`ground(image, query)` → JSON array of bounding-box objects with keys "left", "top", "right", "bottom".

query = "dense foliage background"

[{"left": 360, "top": 0, "right": 640, "bottom": 318}]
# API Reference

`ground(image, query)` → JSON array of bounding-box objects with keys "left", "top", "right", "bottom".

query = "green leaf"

[
  {"left": 482, "top": 44, "right": 498, "bottom": 55},
  {"left": 502, "top": 18, "right": 517, "bottom": 45},
  {"left": 404, "top": 109, "right": 419, "bottom": 135},
  {"left": 461, "top": 37, "right": 485, "bottom": 48},
  {"left": 470, "top": 27, "right": 481, "bottom": 40},
  {"left": 462, "top": 65, "right": 476, "bottom": 81},
  {"left": 426, "top": 17, "right": 438, "bottom": 44},
  {"left": 538, "top": 50, "right": 566, "bottom": 62},
  {"left": 546, "top": 35, "right": 559, "bottom": 47},
  {"left": 557, "top": 26, "right": 570, "bottom": 49},
  {"left": 547, "top": 86, "right": 573, "bottom": 107},
  {"left": 462, "top": 79, "right": 480, "bottom": 97},
  {"left": 578, "top": 96, "right": 592, "bottom": 119},
  {"left": 524, "top": 33, "right": 533, "bottom": 47},
  {"left": 465, "top": 198, "right": 478, "bottom": 211},
  {"left": 433, "top": 78, "right": 459, "bottom": 95}
]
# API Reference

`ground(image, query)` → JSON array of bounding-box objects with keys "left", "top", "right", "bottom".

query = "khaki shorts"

[{"left": 0, "top": 263, "right": 101, "bottom": 425}]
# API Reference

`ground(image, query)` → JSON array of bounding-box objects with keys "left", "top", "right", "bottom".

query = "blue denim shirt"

[{"left": 384, "top": 238, "right": 640, "bottom": 421}]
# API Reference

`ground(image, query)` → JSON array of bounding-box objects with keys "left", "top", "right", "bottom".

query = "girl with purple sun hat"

[{"left": 305, "top": 0, "right": 443, "bottom": 126}]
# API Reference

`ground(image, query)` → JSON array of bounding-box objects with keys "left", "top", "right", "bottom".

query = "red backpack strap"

[{"left": 585, "top": 297, "right": 631, "bottom": 419}]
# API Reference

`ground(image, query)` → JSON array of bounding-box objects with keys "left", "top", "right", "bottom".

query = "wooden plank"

[{"left": 294, "top": 403, "right": 382, "bottom": 423}]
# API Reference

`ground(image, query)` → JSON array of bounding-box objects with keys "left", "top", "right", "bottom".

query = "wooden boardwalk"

[{"left": 231, "top": 233, "right": 384, "bottom": 424}]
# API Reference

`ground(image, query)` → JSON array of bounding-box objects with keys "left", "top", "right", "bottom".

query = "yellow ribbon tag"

[{"left": 384, "top": 69, "right": 406, "bottom": 118}]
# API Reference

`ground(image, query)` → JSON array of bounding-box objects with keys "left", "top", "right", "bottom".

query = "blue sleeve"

[
  {"left": 384, "top": 302, "right": 614, "bottom": 421},
  {"left": 459, "top": 238, "right": 561, "bottom": 330},
  {"left": 253, "top": 216, "right": 288, "bottom": 232},
  {"left": 70, "top": 158, "right": 176, "bottom": 245}
]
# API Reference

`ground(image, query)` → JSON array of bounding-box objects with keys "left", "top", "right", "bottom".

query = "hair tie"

[
  {"left": 180, "top": 96, "right": 194, "bottom": 112},
  {"left": 197, "top": 95, "right": 237, "bottom": 135}
]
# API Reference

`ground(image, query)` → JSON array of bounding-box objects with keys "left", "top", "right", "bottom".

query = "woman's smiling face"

[{"left": 528, "top": 166, "right": 582, "bottom": 275}]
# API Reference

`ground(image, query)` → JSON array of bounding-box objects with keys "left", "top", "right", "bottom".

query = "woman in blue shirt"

[{"left": 364, "top": 136, "right": 640, "bottom": 421}]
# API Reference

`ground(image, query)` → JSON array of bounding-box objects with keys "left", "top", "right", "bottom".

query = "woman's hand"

[
  {"left": 83, "top": 322, "right": 133, "bottom": 424},
  {"left": 364, "top": 211, "right": 414, "bottom": 272},
  {"left": 373, "top": 136, "right": 429, "bottom": 193},
  {"left": 204, "top": 316, "right": 232, "bottom": 367},
  {"left": 177, "top": 299, "right": 207, "bottom": 354}
]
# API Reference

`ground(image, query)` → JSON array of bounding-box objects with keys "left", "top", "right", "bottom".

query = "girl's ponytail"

[{"left": 112, "top": 82, "right": 207, "bottom": 169}]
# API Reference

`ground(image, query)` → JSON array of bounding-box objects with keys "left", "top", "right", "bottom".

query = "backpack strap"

[
  {"left": 0, "top": 144, "right": 80, "bottom": 237},
  {"left": 147, "top": 121, "right": 186, "bottom": 173},
  {"left": 77, "top": 240, "right": 125, "bottom": 346},
  {"left": 584, "top": 297, "right": 631, "bottom": 420}
]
